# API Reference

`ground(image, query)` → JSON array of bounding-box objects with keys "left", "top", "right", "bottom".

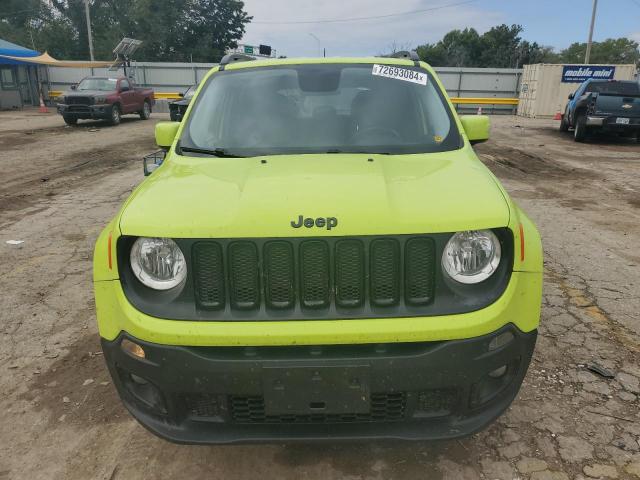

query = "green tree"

[
  {"left": 558, "top": 38, "right": 640, "bottom": 64},
  {"left": 417, "top": 28, "right": 481, "bottom": 67},
  {"left": 1, "top": 0, "right": 251, "bottom": 62},
  {"left": 416, "top": 24, "right": 559, "bottom": 68},
  {"left": 0, "top": 0, "right": 54, "bottom": 51}
]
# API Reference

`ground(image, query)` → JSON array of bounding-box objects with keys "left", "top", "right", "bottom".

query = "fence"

[{"left": 47, "top": 62, "right": 522, "bottom": 114}]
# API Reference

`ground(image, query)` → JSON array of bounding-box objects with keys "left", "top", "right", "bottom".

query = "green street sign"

[{"left": 244, "top": 45, "right": 254, "bottom": 54}]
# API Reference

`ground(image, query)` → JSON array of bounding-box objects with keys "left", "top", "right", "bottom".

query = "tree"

[
  {"left": 416, "top": 24, "right": 564, "bottom": 68},
  {"left": 0, "top": 0, "right": 251, "bottom": 62},
  {"left": 417, "top": 28, "right": 481, "bottom": 67},
  {"left": 558, "top": 38, "right": 640, "bottom": 65},
  {"left": 0, "top": 0, "right": 54, "bottom": 51}
]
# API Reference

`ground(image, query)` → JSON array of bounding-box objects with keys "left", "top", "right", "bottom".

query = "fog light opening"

[
  {"left": 489, "top": 331, "right": 514, "bottom": 351},
  {"left": 488, "top": 365, "right": 508, "bottom": 379},
  {"left": 121, "top": 338, "right": 146, "bottom": 359},
  {"left": 130, "top": 373, "right": 149, "bottom": 385}
]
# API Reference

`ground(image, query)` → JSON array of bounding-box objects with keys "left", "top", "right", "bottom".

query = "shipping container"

[{"left": 517, "top": 63, "right": 637, "bottom": 118}]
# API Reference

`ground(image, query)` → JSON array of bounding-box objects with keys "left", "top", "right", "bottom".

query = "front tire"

[
  {"left": 574, "top": 114, "right": 588, "bottom": 142},
  {"left": 63, "top": 115, "right": 77, "bottom": 126},
  {"left": 110, "top": 104, "right": 121, "bottom": 126},
  {"left": 139, "top": 100, "right": 151, "bottom": 120}
]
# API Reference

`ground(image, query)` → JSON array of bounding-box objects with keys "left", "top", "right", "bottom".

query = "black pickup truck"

[{"left": 560, "top": 79, "right": 640, "bottom": 142}]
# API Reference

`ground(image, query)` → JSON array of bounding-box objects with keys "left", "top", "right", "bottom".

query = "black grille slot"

[
  {"left": 264, "top": 241, "right": 295, "bottom": 309},
  {"left": 228, "top": 242, "right": 260, "bottom": 309},
  {"left": 183, "top": 393, "right": 220, "bottom": 418},
  {"left": 335, "top": 240, "right": 365, "bottom": 308},
  {"left": 229, "top": 392, "right": 406, "bottom": 424},
  {"left": 404, "top": 237, "right": 436, "bottom": 306},
  {"left": 370, "top": 239, "right": 401, "bottom": 306},
  {"left": 193, "top": 242, "right": 225, "bottom": 309},
  {"left": 66, "top": 96, "right": 92, "bottom": 105},
  {"left": 299, "top": 240, "right": 330, "bottom": 309}
]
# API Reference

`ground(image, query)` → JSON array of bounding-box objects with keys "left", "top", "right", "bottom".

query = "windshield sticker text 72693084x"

[{"left": 372, "top": 64, "right": 427, "bottom": 86}]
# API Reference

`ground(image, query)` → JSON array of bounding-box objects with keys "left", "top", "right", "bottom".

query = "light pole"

[
  {"left": 584, "top": 0, "right": 598, "bottom": 64},
  {"left": 308, "top": 33, "right": 324, "bottom": 57},
  {"left": 84, "top": 0, "right": 95, "bottom": 61}
]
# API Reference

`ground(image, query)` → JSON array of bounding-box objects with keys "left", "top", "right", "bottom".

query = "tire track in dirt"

[{"left": 0, "top": 137, "right": 156, "bottom": 228}]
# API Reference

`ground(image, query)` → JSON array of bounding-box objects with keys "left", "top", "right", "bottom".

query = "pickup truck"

[
  {"left": 169, "top": 84, "right": 197, "bottom": 121},
  {"left": 560, "top": 79, "right": 640, "bottom": 142},
  {"left": 56, "top": 76, "right": 155, "bottom": 126}
]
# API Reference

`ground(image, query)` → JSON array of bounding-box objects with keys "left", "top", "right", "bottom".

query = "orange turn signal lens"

[{"left": 121, "top": 339, "right": 145, "bottom": 359}]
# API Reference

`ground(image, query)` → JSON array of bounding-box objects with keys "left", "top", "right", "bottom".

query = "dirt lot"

[{"left": 0, "top": 109, "right": 639, "bottom": 480}]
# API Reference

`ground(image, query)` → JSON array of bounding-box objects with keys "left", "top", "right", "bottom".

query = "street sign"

[{"left": 244, "top": 45, "right": 254, "bottom": 54}]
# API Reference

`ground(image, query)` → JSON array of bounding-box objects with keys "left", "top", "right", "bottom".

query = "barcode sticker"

[{"left": 372, "top": 64, "right": 427, "bottom": 85}]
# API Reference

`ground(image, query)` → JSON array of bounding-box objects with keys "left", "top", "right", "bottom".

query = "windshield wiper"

[{"left": 178, "top": 146, "right": 245, "bottom": 158}]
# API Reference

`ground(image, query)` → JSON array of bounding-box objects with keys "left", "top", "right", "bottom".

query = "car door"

[
  {"left": 119, "top": 79, "right": 134, "bottom": 113},
  {"left": 567, "top": 81, "right": 587, "bottom": 124}
]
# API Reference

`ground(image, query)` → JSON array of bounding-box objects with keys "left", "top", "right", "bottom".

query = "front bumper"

[
  {"left": 57, "top": 103, "right": 112, "bottom": 120},
  {"left": 102, "top": 324, "right": 536, "bottom": 444}
]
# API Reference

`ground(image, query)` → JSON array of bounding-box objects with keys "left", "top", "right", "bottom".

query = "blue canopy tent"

[{"left": 0, "top": 39, "right": 42, "bottom": 108}]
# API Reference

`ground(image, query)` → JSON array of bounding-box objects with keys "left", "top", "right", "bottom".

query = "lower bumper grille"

[{"left": 229, "top": 392, "right": 407, "bottom": 424}]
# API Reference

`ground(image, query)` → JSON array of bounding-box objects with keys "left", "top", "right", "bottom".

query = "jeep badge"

[{"left": 290, "top": 215, "right": 338, "bottom": 230}]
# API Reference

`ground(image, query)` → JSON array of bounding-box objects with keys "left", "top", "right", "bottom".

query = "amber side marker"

[
  {"left": 107, "top": 231, "right": 113, "bottom": 270},
  {"left": 519, "top": 223, "right": 525, "bottom": 262}
]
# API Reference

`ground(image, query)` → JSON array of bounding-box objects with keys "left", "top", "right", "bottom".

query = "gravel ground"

[{"left": 0, "top": 109, "right": 639, "bottom": 480}]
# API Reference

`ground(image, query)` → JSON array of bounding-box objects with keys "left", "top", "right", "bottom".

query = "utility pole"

[
  {"left": 84, "top": 0, "right": 95, "bottom": 61},
  {"left": 584, "top": 0, "right": 597, "bottom": 64},
  {"left": 309, "top": 33, "right": 321, "bottom": 57}
]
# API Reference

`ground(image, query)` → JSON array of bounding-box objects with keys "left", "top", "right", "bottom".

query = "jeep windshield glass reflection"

[{"left": 179, "top": 64, "right": 461, "bottom": 157}]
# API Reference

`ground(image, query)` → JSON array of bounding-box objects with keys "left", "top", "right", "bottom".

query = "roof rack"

[
  {"left": 218, "top": 53, "right": 256, "bottom": 71},
  {"left": 379, "top": 50, "right": 421, "bottom": 66}
]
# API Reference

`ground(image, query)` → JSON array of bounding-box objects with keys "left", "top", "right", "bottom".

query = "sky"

[{"left": 239, "top": 0, "right": 640, "bottom": 58}]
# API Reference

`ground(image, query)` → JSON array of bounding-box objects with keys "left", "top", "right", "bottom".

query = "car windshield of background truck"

[
  {"left": 77, "top": 78, "right": 118, "bottom": 91},
  {"left": 585, "top": 81, "right": 640, "bottom": 96},
  {"left": 181, "top": 64, "right": 460, "bottom": 157}
]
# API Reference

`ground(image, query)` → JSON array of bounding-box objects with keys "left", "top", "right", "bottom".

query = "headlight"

[
  {"left": 442, "top": 230, "right": 501, "bottom": 284},
  {"left": 130, "top": 237, "right": 187, "bottom": 290}
]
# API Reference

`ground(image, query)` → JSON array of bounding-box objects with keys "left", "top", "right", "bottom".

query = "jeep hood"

[{"left": 119, "top": 151, "right": 511, "bottom": 238}]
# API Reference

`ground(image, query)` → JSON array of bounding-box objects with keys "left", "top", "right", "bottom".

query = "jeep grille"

[{"left": 192, "top": 237, "right": 435, "bottom": 312}]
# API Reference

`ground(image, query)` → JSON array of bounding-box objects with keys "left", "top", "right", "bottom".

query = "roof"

[
  {"left": 0, "top": 51, "right": 112, "bottom": 67},
  {"left": 0, "top": 38, "right": 39, "bottom": 57},
  {"left": 220, "top": 56, "right": 427, "bottom": 74}
]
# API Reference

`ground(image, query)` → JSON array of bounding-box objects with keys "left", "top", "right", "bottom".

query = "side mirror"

[
  {"left": 70, "top": 84, "right": 77, "bottom": 90},
  {"left": 460, "top": 115, "right": 490, "bottom": 145},
  {"left": 155, "top": 121, "right": 180, "bottom": 149},
  {"left": 143, "top": 151, "right": 166, "bottom": 176},
  {"left": 568, "top": 93, "right": 574, "bottom": 100},
  {"left": 120, "top": 85, "right": 130, "bottom": 92}
]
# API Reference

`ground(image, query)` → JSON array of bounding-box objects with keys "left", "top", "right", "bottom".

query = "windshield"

[
  {"left": 180, "top": 64, "right": 460, "bottom": 156},
  {"left": 586, "top": 81, "right": 640, "bottom": 96},
  {"left": 77, "top": 78, "right": 118, "bottom": 91}
]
